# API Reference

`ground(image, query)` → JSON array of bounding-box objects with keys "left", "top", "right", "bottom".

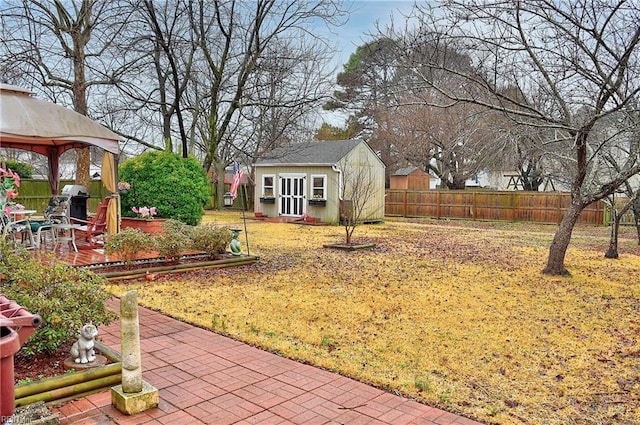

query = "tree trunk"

[
  {"left": 75, "top": 148, "right": 91, "bottom": 188},
  {"left": 345, "top": 225, "right": 355, "bottom": 244},
  {"left": 447, "top": 174, "right": 466, "bottom": 190},
  {"left": 71, "top": 15, "right": 90, "bottom": 188},
  {"left": 543, "top": 199, "right": 584, "bottom": 275},
  {"left": 215, "top": 161, "right": 226, "bottom": 210},
  {"left": 523, "top": 177, "right": 543, "bottom": 191},
  {"left": 633, "top": 197, "right": 640, "bottom": 245},
  {"left": 604, "top": 209, "right": 620, "bottom": 259}
]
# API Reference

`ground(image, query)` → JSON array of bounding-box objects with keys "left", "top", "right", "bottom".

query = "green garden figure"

[{"left": 230, "top": 229, "right": 242, "bottom": 256}]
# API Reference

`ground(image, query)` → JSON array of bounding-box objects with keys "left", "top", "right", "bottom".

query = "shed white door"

[{"left": 279, "top": 174, "right": 306, "bottom": 217}]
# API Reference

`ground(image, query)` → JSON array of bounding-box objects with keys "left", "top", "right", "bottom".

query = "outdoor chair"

[
  {"left": 71, "top": 197, "right": 110, "bottom": 249},
  {"left": 29, "top": 195, "right": 70, "bottom": 249},
  {"left": 1, "top": 214, "right": 35, "bottom": 248}
]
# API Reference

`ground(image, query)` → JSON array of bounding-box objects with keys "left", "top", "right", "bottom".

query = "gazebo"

[{"left": 0, "top": 84, "right": 122, "bottom": 233}]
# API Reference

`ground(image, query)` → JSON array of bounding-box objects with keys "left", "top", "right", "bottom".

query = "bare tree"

[
  {"left": 190, "top": 0, "right": 347, "bottom": 208},
  {"left": 237, "top": 39, "right": 338, "bottom": 165},
  {"left": 338, "top": 156, "right": 383, "bottom": 245},
  {"left": 389, "top": 94, "right": 495, "bottom": 189},
  {"left": 389, "top": 1, "right": 640, "bottom": 275},
  {"left": 108, "top": 0, "right": 197, "bottom": 156},
  {"left": 603, "top": 189, "right": 640, "bottom": 258},
  {"left": 1, "top": 0, "right": 133, "bottom": 186}
]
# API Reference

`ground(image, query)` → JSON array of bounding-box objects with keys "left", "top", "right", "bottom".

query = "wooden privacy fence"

[
  {"left": 15, "top": 180, "right": 252, "bottom": 213},
  {"left": 14, "top": 180, "right": 111, "bottom": 213},
  {"left": 385, "top": 190, "right": 606, "bottom": 225}
]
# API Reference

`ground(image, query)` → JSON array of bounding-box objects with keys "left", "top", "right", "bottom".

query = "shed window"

[
  {"left": 262, "top": 175, "right": 275, "bottom": 197},
  {"left": 311, "top": 175, "right": 326, "bottom": 199}
]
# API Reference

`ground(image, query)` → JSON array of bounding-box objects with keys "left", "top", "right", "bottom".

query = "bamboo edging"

[
  {"left": 15, "top": 342, "right": 122, "bottom": 407},
  {"left": 100, "top": 255, "right": 259, "bottom": 280},
  {"left": 15, "top": 374, "right": 122, "bottom": 407}
]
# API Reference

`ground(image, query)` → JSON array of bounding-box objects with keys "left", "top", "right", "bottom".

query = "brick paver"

[{"left": 50, "top": 298, "right": 483, "bottom": 424}]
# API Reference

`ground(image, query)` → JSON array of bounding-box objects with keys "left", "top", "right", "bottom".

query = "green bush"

[
  {"left": 104, "top": 228, "right": 154, "bottom": 264},
  {"left": 3, "top": 159, "right": 33, "bottom": 178},
  {"left": 191, "top": 224, "right": 232, "bottom": 257},
  {"left": 0, "top": 241, "right": 116, "bottom": 357},
  {"left": 154, "top": 219, "right": 193, "bottom": 259},
  {"left": 119, "top": 151, "right": 210, "bottom": 225}
]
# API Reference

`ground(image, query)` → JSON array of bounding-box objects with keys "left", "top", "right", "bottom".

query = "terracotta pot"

[{"left": 120, "top": 217, "right": 166, "bottom": 233}]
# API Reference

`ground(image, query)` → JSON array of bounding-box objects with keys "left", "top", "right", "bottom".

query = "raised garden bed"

[{"left": 81, "top": 253, "right": 260, "bottom": 280}]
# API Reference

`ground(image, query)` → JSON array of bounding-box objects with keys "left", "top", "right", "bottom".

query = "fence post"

[
  {"left": 403, "top": 190, "right": 408, "bottom": 218},
  {"left": 472, "top": 191, "right": 476, "bottom": 220}
]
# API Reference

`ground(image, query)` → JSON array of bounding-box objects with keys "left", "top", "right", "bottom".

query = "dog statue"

[{"left": 70, "top": 322, "right": 98, "bottom": 364}]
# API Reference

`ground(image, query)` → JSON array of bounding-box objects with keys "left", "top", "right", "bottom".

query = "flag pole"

[
  {"left": 241, "top": 182, "right": 250, "bottom": 256},
  {"left": 230, "top": 160, "right": 249, "bottom": 256}
]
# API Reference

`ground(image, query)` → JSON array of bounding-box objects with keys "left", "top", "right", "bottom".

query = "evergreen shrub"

[
  {"left": 119, "top": 151, "right": 210, "bottom": 225},
  {"left": 4, "top": 159, "right": 33, "bottom": 178}
]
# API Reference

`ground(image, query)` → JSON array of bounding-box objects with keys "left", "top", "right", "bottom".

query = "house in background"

[
  {"left": 254, "top": 139, "right": 386, "bottom": 224},
  {"left": 390, "top": 166, "right": 430, "bottom": 190}
]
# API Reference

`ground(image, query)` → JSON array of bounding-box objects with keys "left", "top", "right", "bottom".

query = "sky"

[{"left": 332, "top": 1, "right": 415, "bottom": 68}]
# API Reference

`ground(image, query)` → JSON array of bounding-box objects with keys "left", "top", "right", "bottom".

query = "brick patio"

[{"left": 50, "top": 298, "right": 483, "bottom": 425}]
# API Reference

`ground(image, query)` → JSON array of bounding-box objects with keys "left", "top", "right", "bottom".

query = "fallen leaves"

[{"left": 107, "top": 213, "right": 640, "bottom": 425}]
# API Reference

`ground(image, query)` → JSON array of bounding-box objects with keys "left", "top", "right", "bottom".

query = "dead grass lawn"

[{"left": 107, "top": 212, "right": 640, "bottom": 425}]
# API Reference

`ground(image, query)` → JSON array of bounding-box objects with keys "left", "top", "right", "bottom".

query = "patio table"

[
  {"left": 8, "top": 209, "right": 37, "bottom": 222},
  {"left": 52, "top": 223, "right": 82, "bottom": 253}
]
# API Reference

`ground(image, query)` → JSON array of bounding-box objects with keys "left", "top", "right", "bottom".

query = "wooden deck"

[
  {"left": 30, "top": 237, "right": 165, "bottom": 268},
  {"left": 28, "top": 237, "right": 259, "bottom": 281}
]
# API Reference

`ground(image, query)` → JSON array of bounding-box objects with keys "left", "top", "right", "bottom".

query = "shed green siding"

[{"left": 254, "top": 140, "right": 385, "bottom": 224}]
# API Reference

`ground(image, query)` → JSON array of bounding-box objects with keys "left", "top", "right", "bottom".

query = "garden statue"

[
  {"left": 70, "top": 322, "right": 98, "bottom": 364},
  {"left": 230, "top": 229, "right": 242, "bottom": 256},
  {"left": 111, "top": 289, "right": 159, "bottom": 415},
  {"left": 120, "top": 290, "right": 143, "bottom": 393}
]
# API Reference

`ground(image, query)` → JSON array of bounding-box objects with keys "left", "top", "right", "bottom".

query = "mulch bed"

[{"left": 14, "top": 342, "right": 73, "bottom": 384}]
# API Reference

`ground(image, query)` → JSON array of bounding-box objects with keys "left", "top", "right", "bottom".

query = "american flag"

[{"left": 229, "top": 161, "right": 245, "bottom": 199}]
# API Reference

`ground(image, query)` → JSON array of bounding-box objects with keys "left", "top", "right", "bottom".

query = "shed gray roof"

[
  {"left": 392, "top": 166, "right": 420, "bottom": 176},
  {"left": 256, "top": 139, "right": 363, "bottom": 166}
]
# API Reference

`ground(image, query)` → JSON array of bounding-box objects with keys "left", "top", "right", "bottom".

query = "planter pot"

[
  {"left": 260, "top": 197, "right": 276, "bottom": 204},
  {"left": 121, "top": 217, "right": 166, "bottom": 233},
  {"left": 309, "top": 199, "right": 326, "bottom": 206}
]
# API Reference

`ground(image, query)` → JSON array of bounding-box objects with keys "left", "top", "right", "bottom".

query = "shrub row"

[{"left": 105, "top": 220, "right": 233, "bottom": 263}]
